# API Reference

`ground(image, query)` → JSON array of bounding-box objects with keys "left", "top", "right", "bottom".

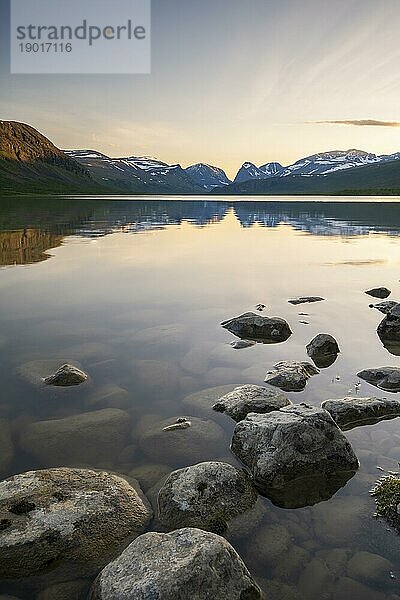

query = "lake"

[{"left": 0, "top": 196, "right": 399, "bottom": 599}]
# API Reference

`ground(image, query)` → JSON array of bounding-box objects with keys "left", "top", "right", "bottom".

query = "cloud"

[{"left": 315, "top": 119, "right": 400, "bottom": 127}]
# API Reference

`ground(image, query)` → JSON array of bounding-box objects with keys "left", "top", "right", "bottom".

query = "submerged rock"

[
  {"left": 371, "top": 473, "right": 400, "bottom": 534},
  {"left": 264, "top": 361, "right": 319, "bottom": 392},
  {"left": 231, "top": 404, "right": 359, "bottom": 508},
  {"left": 221, "top": 312, "right": 292, "bottom": 343},
  {"left": 44, "top": 364, "right": 88, "bottom": 387},
  {"left": 365, "top": 287, "right": 391, "bottom": 299},
  {"left": 306, "top": 334, "right": 340, "bottom": 368},
  {"left": 288, "top": 296, "right": 325, "bottom": 305},
  {"left": 139, "top": 416, "right": 225, "bottom": 466},
  {"left": 21, "top": 408, "right": 130, "bottom": 467},
  {"left": 370, "top": 301, "right": 399, "bottom": 315},
  {"left": 322, "top": 396, "right": 400, "bottom": 430},
  {"left": 230, "top": 340, "right": 256, "bottom": 349},
  {"left": 89, "top": 528, "right": 263, "bottom": 600},
  {"left": 0, "top": 468, "right": 152, "bottom": 579},
  {"left": 212, "top": 384, "right": 291, "bottom": 422},
  {"left": 182, "top": 384, "right": 240, "bottom": 413},
  {"left": 357, "top": 367, "right": 400, "bottom": 392},
  {"left": 17, "top": 359, "right": 88, "bottom": 391},
  {"left": 157, "top": 461, "right": 257, "bottom": 533}
]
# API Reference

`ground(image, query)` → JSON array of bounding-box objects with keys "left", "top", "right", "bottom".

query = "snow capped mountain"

[
  {"left": 234, "top": 162, "right": 269, "bottom": 183},
  {"left": 232, "top": 150, "right": 400, "bottom": 183},
  {"left": 185, "top": 163, "right": 231, "bottom": 190}
]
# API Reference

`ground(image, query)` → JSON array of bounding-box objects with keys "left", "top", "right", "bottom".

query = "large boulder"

[
  {"left": 264, "top": 361, "right": 319, "bottom": 392},
  {"left": 21, "top": 408, "right": 130, "bottom": 468},
  {"left": 212, "top": 384, "right": 291, "bottom": 422},
  {"left": 321, "top": 396, "right": 400, "bottom": 430},
  {"left": 156, "top": 461, "right": 257, "bottom": 533},
  {"left": 377, "top": 303, "right": 400, "bottom": 343},
  {"left": 357, "top": 367, "right": 400, "bottom": 392},
  {"left": 139, "top": 416, "right": 226, "bottom": 466},
  {"left": 231, "top": 404, "right": 359, "bottom": 508},
  {"left": 306, "top": 334, "right": 340, "bottom": 368},
  {"left": 89, "top": 528, "right": 263, "bottom": 600},
  {"left": 365, "top": 287, "right": 391, "bottom": 299},
  {"left": 221, "top": 312, "right": 292, "bottom": 343},
  {"left": 0, "top": 468, "right": 152, "bottom": 579}
]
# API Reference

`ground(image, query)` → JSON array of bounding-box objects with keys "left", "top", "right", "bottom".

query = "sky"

[{"left": 1, "top": 0, "right": 400, "bottom": 178}]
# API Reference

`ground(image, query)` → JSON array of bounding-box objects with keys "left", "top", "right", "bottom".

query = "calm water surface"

[{"left": 0, "top": 196, "right": 400, "bottom": 599}]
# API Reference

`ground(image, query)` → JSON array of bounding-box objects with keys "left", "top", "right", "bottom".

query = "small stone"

[
  {"left": 44, "top": 364, "right": 88, "bottom": 387},
  {"left": 288, "top": 296, "right": 325, "bottom": 305},
  {"left": 365, "top": 287, "right": 391, "bottom": 299},
  {"left": 163, "top": 418, "right": 192, "bottom": 431},
  {"left": 230, "top": 340, "right": 256, "bottom": 349},
  {"left": 213, "top": 384, "right": 291, "bottom": 422},
  {"left": 89, "top": 528, "right": 263, "bottom": 599},
  {"left": 264, "top": 361, "right": 319, "bottom": 392},
  {"left": 221, "top": 312, "right": 292, "bottom": 342}
]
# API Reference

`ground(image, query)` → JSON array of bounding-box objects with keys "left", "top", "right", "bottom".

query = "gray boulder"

[
  {"left": 221, "top": 312, "right": 292, "bottom": 343},
  {"left": 44, "top": 364, "right": 88, "bottom": 387},
  {"left": 321, "top": 396, "right": 400, "bottom": 430},
  {"left": 370, "top": 301, "right": 399, "bottom": 315},
  {"left": 288, "top": 296, "right": 325, "bottom": 305},
  {"left": 182, "top": 384, "right": 240, "bottom": 413},
  {"left": 0, "top": 468, "right": 152, "bottom": 579},
  {"left": 264, "top": 361, "right": 319, "bottom": 392},
  {"left": 213, "top": 384, "right": 291, "bottom": 422},
  {"left": 157, "top": 461, "right": 257, "bottom": 533},
  {"left": 21, "top": 408, "right": 130, "bottom": 468},
  {"left": 139, "top": 416, "right": 225, "bottom": 466},
  {"left": 357, "top": 367, "right": 400, "bottom": 392},
  {"left": 306, "top": 334, "right": 340, "bottom": 368},
  {"left": 231, "top": 404, "right": 359, "bottom": 508},
  {"left": 230, "top": 340, "right": 256, "bottom": 349},
  {"left": 377, "top": 303, "right": 400, "bottom": 343},
  {"left": 89, "top": 528, "right": 263, "bottom": 600},
  {"left": 365, "top": 287, "right": 391, "bottom": 299}
]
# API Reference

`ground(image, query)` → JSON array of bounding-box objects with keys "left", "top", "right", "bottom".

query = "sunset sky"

[{"left": 1, "top": 0, "right": 400, "bottom": 178}]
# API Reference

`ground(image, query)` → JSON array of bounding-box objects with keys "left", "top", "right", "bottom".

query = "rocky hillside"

[{"left": 0, "top": 121, "right": 106, "bottom": 194}]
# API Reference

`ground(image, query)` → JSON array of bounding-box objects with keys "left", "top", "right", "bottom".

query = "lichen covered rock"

[{"left": 322, "top": 396, "right": 400, "bottom": 430}]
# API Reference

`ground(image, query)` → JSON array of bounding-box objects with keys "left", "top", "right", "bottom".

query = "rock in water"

[
  {"left": 377, "top": 303, "right": 400, "bottom": 343},
  {"left": 288, "top": 297, "right": 325, "bottom": 305},
  {"left": 89, "top": 528, "right": 263, "bottom": 600},
  {"left": 213, "top": 384, "right": 291, "bottom": 422},
  {"left": 156, "top": 462, "right": 257, "bottom": 533},
  {"left": 44, "top": 364, "right": 88, "bottom": 387},
  {"left": 321, "top": 396, "right": 400, "bottom": 430},
  {"left": 221, "top": 312, "right": 292, "bottom": 343},
  {"left": 139, "top": 416, "right": 225, "bottom": 466},
  {"left": 371, "top": 474, "right": 400, "bottom": 534},
  {"left": 230, "top": 340, "right": 256, "bottom": 349},
  {"left": 0, "top": 468, "right": 152, "bottom": 579},
  {"left": 231, "top": 404, "right": 359, "bottom": 508},
  {"left": 264, "top": 361, "right": 319, "bottom": 391},
  {"left": 370, "top": 301, "right": 399, "bottom": 315},
  {"left": 365, "top": 287, "right": 391, "bottom": 299},
  {"left": 21, "top": 408, "right": 130, "bottom": 467},
  {"left": 306, "top": 334, "right": 340, "bottom": 368},
  {"left": 357, "top": 367, "right": 400, "bottom": 392}
]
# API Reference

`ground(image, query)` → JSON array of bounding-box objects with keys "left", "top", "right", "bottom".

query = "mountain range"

[{"left": 2, "top": 120, "right": 400, "bottom": 195}]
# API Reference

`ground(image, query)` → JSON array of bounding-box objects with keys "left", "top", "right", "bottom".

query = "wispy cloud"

[{"left": 315, "top": 119, "right": 400, "bottom": 127}]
